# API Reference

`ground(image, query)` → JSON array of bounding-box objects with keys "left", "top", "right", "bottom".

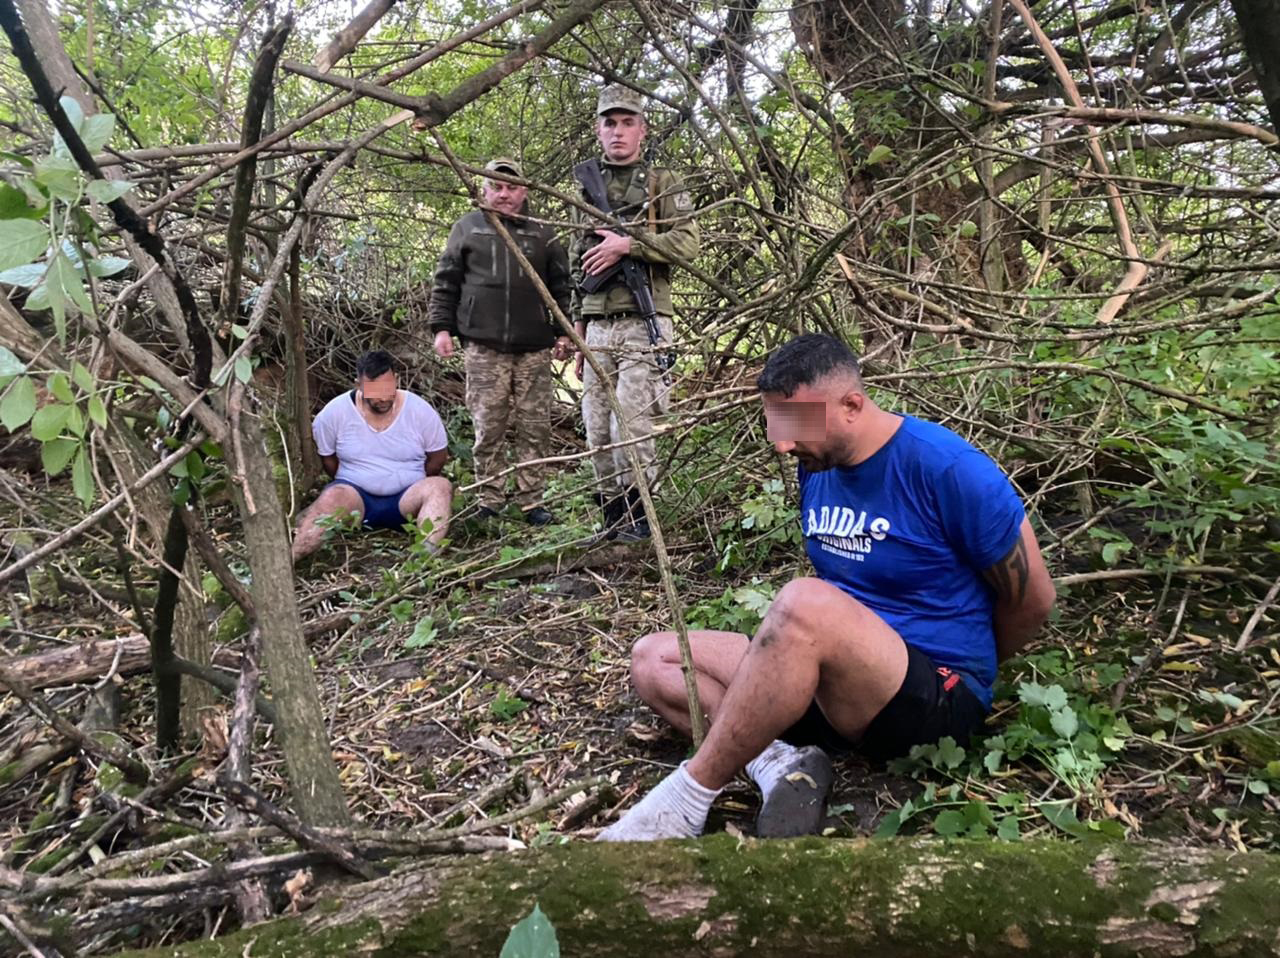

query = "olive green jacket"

[
  {"left": 569, "top": 160, "right": 699, "bottom": 320},
  {"left": 428, "top": 210, "right": 571, "bottom": 353}
]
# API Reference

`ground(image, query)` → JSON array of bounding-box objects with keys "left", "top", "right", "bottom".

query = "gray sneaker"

[{"left": 755, "top": 746, "right": 833, "bottom": 838}]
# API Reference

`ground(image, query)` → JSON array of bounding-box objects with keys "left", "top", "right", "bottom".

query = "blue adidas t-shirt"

[{"left": 798, "top": 415, "right": 1024, "bottom": 706}]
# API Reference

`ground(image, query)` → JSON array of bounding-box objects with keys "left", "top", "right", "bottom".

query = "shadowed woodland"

[{"left": 0, "top": 0, "right": 1278, "bottom": 954}]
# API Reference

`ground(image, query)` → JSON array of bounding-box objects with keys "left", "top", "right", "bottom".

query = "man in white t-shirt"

[{"left": 291, "top": 350, "right": 452, "bottom": 561}]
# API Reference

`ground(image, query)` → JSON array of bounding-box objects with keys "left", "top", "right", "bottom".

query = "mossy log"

[{"left": 119, "top": 837, "right": 1279, "bottom": 957}]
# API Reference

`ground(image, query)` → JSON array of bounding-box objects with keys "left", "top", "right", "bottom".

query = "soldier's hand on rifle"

[
  {"left": 433, "top": 330, "right": 455, "bottom": 358},
  {"left": 582, "top": 229, "right": 631, "bottom": 275},
  {"left": 552, "top": 336, "right": 572, "bottom": 362}
]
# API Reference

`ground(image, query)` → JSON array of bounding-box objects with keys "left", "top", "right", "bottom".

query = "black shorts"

[{"left": 779, "top": 643, "right": 989, "bottom": 762}]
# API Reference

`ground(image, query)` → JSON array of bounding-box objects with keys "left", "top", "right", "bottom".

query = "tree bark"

[
  {"left": 1229, "top": 0, "right": 1280, "bottom": 137},
  {"left": 123, "top": 837, "right": 1280, "bottom": 956},
  {"left": 224, "top": 399, "right": 350, "bottom": 828}
]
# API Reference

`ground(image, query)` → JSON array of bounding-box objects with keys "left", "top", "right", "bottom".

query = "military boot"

[
  {"left": 598, "top": 491, "right": 628, "bottom": 541},
  {"left": 615, "top": 487, "right": 651, "bottom": 543}
]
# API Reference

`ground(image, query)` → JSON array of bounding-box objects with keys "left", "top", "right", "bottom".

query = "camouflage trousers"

[
  {"left": 581, "top": 314, "right": 672, "bottom": 491},
  {"left": 464, "top": 342, "right": 553, "bottom": 511}
]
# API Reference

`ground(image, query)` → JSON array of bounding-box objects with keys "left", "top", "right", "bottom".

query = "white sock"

[
  {"left": 597, "top": 762, "right": 721, "bottom": 842},
  {"left": 745, "top": 740, "right": 807, "bottom": 795}
]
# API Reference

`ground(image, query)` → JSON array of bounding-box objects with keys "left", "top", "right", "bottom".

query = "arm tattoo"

[{"left": 982, "top": 536, "right": 1029, "bottom": 605}]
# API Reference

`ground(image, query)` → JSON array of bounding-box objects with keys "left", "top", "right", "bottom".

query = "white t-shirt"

[{"left": 312, "top": 390, "right": 448, "bottom": 496}]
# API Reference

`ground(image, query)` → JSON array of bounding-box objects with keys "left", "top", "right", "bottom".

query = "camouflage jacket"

[
  {"left": 570, "top": 160, "right": 699, "bottom": 321},
  {"left": 428, "top": 210, "right": 572, "bottom": 353}
]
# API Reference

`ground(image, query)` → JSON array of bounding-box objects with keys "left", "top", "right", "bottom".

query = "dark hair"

[
  {"left": 756, "top": 333, "right": 862, "bottom": 398},
  {"left": 355, "top": 350, "right": 397, "bottom": 381}
]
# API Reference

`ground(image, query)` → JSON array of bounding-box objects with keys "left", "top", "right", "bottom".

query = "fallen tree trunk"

[
  {"left": 5, "top": 637, "right": 241, "bottom": 690},
  {"left": 121, "top": 837, "right": 1280, "bottom": 957}
]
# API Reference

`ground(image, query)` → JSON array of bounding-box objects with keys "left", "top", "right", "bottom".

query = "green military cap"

[
  {"left": 596, "top": 83, "right": 645, "bottom": 116},
  {"left": 484, "top": 156, "right": 524, "bottom": 178}
]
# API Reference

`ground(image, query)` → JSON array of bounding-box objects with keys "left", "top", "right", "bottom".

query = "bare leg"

[
  {"left": 291, "top": 484, "right": 363, "bottom": 560},
  {"left": 601, "top": 578, "right": 909, "bottom": 841},
  {"left": 399, "top": 476, "right": 452, "bottom": 548},
  {"left": 685, "top": 577, "right": 908, "bottom": 789}
]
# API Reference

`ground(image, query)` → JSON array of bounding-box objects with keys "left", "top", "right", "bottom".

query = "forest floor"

[{"left": 4, "top": 472, "right": 1278, "bottom": 879}]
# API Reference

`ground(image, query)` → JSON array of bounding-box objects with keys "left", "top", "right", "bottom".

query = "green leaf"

[
  {"left": 0, "top": 183, "right": 45, "bottom": 220},
  {"left": 71, "top": 361, "right": 94, "bottom": 393},
  {"left": 80, "top": 114, "right": 116, "bottom": 154},
  {"left": 1, "top": 375, "right": 36, "bottom": 429},
  {"left": 30, "top": 402, "right": 71, "bottom": 441},
  {"left": 65, "top": 403, "right": 85, "bottom": 437},
  {"left": 934, "top": 736, "right": 965, "bottom": 769},
  {"left": 872, "top": 807, "right": 906, "bottom": 838},
  {"left": 866, "top": 144, "right": 893, "bottom": 165},
  {"left": 499, "top": 903, "right": 560, "bottom": 958},
  {"left": 0, "top": 219, "right": 48, "bottom": 271},
  {"left": 185, "top": 451, "right": 206, "bottom": 481},
  {"left": 405, "top": 617, "right": 438, "bottom": 649},
  {"left": 71, "top": 447, "right": 93, "bottom": 505},
  {"left": 85, "top": 179, "right": 131, "bottom": 204},
  {"left": 48, "top": 372, "right": 74, "bottom": 403},
  {"left": 0, "top": 262, "right": 48, "bottom": 287},
  {"left": 87, "top": 255, "right": 131, "bottom": 278},
  {"left": 234, "top": 355, "right": 253, "bottom": 383},
  {"left": 50, "top": 251, "right": 93, "bottom": 315},
  {"left": 40, "top": 437, "right": 77, "bottom": 474},
  {"left": 983, "top": 749, "right": 1004, "bottom": 774},
  {"left": 88, "top": 394, "right": 107, "bottom": 428},
  {"left": 1018, "top": 682, "right": 1069, "bottom": 711},
  {"left": 932, "top": 809, "right": 967, "bottom": 837},
  {"left": 59, "top": 96, "right": 86, "bottom": 135},
  {"left": 1050, "top": 707, "right": 1079, "bottom": 740},
  {"left": 996, "top": 815, "right": 1021, "bottom": 841},
  {"left": 0, "top": 346, "right": 23, "bottom": 378},
  {"left": 25, "top": 281, "right": 50, "bottom": 312},
  {"left": 34, "top": 156, "right": 81, "bottom": 201},
  {"left": 1247, "top": 779, "right": 1270, "bottom": 795},
  {"left": 1039, "top": 800, "right": 1091, "bottom": 839}
]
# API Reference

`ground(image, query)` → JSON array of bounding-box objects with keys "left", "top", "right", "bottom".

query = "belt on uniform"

[{"left": 582, "top": 311, "right": 640, "bottom": 321}]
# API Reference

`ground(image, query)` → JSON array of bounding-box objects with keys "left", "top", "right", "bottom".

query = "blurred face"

[
  {"left": 597, "top": 111, "right": 646, "bottom": 164},
  {"left": 482, "top": 176, "right": 528, "bottom": 217},
  {"left": 358, "top": 371, "right": 397, "bottom": 415},
  {"left": 762, "top": 380, "right": 860, "bottom": 471}
]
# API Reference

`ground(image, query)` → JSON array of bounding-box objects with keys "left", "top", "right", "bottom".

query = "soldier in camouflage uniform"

[
  {"left": 430, "top": 158, "right": 573, "bottom": 525},
  {"left": 571, "top": 83, "right": 700, "bottom": 541}
]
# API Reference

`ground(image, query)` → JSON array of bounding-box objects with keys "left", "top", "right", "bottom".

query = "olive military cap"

[
  {"left": 484, "top": 156, "right": 524, "bottom": 178},
  {"left": 596, "top": 83, "right": 645, "bottom": 116}
]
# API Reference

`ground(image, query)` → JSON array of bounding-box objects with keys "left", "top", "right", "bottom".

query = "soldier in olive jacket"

[
  {"left": 429, "top": 158, "right": 572, "bottom": 525},
  {"left": 571, "top": 83, "right": 700, "bottom": 541}
]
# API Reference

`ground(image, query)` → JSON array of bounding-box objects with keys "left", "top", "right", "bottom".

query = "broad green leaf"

[
  {"left": 40, "top": 437, "right": 77, "bottom": 474},
  {"left": 0, "top": 183, "right": 44, "bottom": 220},
  {"left": 996, "top": 815, "right": 1021, "bottom": 841},
  {"left": 932, "top": 809, "right": 967, "bottom": 837},
  {"left": 499, "top": 904, "right": 560, "bottom": 958},
  {"left": 234, "top": 355, "right": 253, "bottom": 383},
  {"left": 87, "top": 256, "right": 131, "bottom": 278},
  {"left": 0, "top": 262, "right": 48, "bottom": 287},
  {"left": 34, "top": 156, "right": 81, "bottom": 201},
  {"left": 405, "top": 617, "right": 438, "bottom": 649},
  {"left": 185, "top": 451, "right": 205, "bottom": 481},
  {"left": 866, "top": 144, "right": 893, "bottom": 165},
  {"left": 30, "top": 402, "right": 71, "bottom": 441},
  {"left": 59, "top": 96, "right": 86, "bottom": 135},
  {"left": 0, "top": 219, "right": 48, "bottom": 271},
  {"left": 48, "top": 372, "right": 74, "bottom": 403},
  {"left": 0, "top": 346, "right": 23, "bottom": 378},
  {"left": 1018, "top": 682, "right": 1068, "bottom": 711},
  {"left": 71, "top": 361, "right": 94, "bottom": 392},
  {"left": 1039, "top": 800, "right": 1091, "bottom": 839},
  {"left": 88, "top": 394, "right": 107, "bottom": 428},
  {"left": 71, "top": 447, "right": 94, "bottom": 505},
  {"left": 80, "top": 114, "right": 116, "bottom": 154},
  {"left": 1, "top": 375, "right": 37, "bottom": 429},
  {"left": 86, "top": 179, "right": 131, "bottom": 204},
  {"left": 983, "top": 748, "right": 1003, "bottom": 774},
  {"left": 1050, "top": 707, "right": 1079, "bottom": 740},
  {"left": 935, "top": 736, "right": 965, "bottom": 769},
  {"left": 872, "top": 806, "right": 906, "bottom": 838},
  {"left": 50, "top": 251, "right": 93, "bottom": 315},
  {"left": 65, "top": 403, "right": 84, "bottom": 437}
]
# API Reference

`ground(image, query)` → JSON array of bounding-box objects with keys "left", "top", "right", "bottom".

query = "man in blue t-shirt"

[{"left": 600, "top": 334, "right": 1055, "bottom": 842}]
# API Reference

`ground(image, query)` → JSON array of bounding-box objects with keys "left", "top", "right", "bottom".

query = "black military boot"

[
  {"left": 615, "top": 487, "right": 651, "bottom": 543},
  {"left": 598, "top": 491, "right": 628, "bottom": 540}
]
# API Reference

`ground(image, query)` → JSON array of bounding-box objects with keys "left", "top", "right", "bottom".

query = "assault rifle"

[{"left": 573, "top": 159, "right": 674, "bottom": 379}]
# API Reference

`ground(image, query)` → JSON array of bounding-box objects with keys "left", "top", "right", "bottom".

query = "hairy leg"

[
  {"left": 291, "top": 484, "right": 363, "bottom": 560},
  {"left": 630, "top": 629, "right": 750, "bottom": 736},
  {"left": 685, "top": 577, "right": 909, "bottom": 790},
  {"left": 399, "top": 476, "right": 452, "bottom": 547}
]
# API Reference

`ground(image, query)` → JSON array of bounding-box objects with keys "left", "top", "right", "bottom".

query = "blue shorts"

[{"left": 328, "top": 480, "right": 411, "bottom": 530}]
